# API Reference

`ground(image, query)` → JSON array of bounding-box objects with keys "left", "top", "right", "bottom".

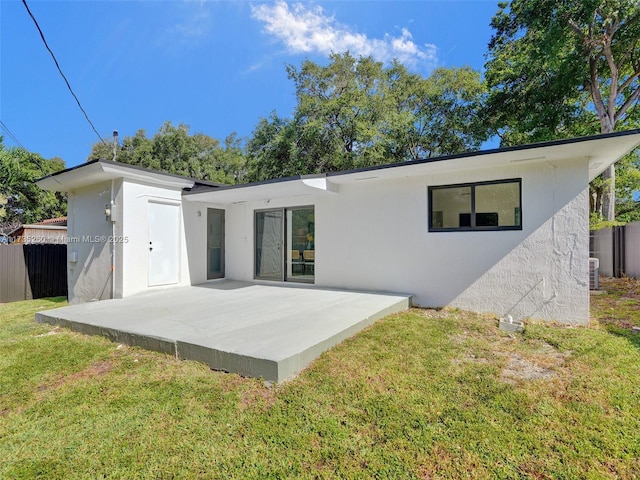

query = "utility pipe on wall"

[{"left": 110, "top": 179, "right": 116, "bottom": 299}]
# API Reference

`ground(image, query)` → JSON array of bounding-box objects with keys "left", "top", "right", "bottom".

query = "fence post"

[{"left": 613, "top": 226, "right": 626, "bottom": 278}]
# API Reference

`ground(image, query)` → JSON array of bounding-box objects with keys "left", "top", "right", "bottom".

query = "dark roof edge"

[
  {"left": 40, "top": 129, "right": 640, "bottom": 193},
  {"left": 182, "top": 173, "right": 317, "bottom": 195},
  {"left": 185, "top": 129, "right": 640, "bottom": 195},
  {"left": 36, "top": 158, "right": 227, "bottom": 188},
  {"left": 326, "top": 129, "right": 640, "bottom": 178},
  {"left": 36, "top": 158, "right": 101, "bottom": 183}
]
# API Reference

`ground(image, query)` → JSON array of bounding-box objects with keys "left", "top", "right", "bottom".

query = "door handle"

[{"left": 149, "top": 241, "right": 153, "bottom": 252}]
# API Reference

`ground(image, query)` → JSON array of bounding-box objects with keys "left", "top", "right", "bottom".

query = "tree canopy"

[
  {"left": 0, "top": 138, "right": 67, "bottom": 237},
  {"left": 78, "top": 7, "right": 640, "bottom": 224},
  {"left": 88, "top": 122, "right": 247, "bottom": 185},
  {"left": 485, "top": 0, "right": 640, "bottom": 220},
  {"left": 246, "top": 53, "right": 487, "bottom": 182}
]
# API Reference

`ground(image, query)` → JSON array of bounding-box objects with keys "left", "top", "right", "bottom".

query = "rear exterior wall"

[
  {"left": 119, "top": 179, "right": 191, "bottom": 298},
  {"left": 66, "top": 181, "right": 116, "bottom": 304},
  {"left": 208, "top": 157, "right": 590, "bottom": 324}
]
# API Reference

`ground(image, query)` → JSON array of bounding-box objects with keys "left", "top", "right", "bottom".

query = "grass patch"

[
  {"left": 1, "top": 287, "right": 639, "bottom": 478},
  {"left": 590, "top": 276, "right": 640, "bottom": 349}
]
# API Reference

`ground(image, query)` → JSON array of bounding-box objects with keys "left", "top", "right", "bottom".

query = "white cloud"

[{"left": 251, "top": 1, "right": 437, "bottom": 68}]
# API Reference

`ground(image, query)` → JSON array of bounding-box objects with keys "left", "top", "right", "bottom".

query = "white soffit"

[
  {"left": 186, "top": 133, "right": 640, "bottom": 204},
  {"left": 37, "top": 161, "right": 195, "bottom": 192},
  {"left": 327, "top": 132, "right": 640, "bottom": 185},
  {"left": 184, "top": 176, "right": 338, "bottom": 204}
]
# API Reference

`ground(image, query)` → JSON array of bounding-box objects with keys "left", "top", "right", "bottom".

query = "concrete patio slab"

[{"left": 36, "top": 281, "right": 411, "bottom": 382}]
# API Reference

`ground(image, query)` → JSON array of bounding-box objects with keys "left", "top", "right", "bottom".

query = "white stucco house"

[{"left": 36, "top": 130, "right": 640, "bottom": 325}]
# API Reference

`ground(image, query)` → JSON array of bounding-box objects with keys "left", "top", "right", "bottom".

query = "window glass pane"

[
  {"left": 207, "top": 209, "right": 224, "bottom": 279},
  {"left": 431, "top": 186, "right": 472, "bottom": 228},
  {"left": 475, "top": 182, "right": 520, "bottom": 227},
  {"left": 287, "top": 208, "right": 314, "bottom": 281}
]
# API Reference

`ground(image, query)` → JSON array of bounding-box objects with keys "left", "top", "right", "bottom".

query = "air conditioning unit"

[{"left": 589, "top": 257, "right": 599, "bottom": 290}]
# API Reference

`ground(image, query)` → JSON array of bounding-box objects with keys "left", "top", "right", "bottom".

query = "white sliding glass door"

[
  {"left": 255, "top": 207, "right": 314, "bottom": 283},
  {"left": 255, "top": 210, "right": 284, "bottom": 280}
]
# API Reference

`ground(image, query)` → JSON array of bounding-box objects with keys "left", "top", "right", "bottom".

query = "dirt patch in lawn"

[
  {"left": 501, "top": 353, "right": 556, "bottom": 383},
  {"left": 237, "top": 385, "right": 278, "bottom": 412},
  {"left": 37, "top": 360, "right": 113, "bottom": 396},
  {"left": 499, "top": 342, "right": 569, "bottom": 384}
]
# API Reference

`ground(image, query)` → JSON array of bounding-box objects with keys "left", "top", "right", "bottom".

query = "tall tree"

[
  {"left": 245, "top": 113, "right": 300, "bottom": 181},
  {"left": 88, "top": 122, "right": 247, "bottom": 184},
  {"left": 386, "top": 63, "right": 487, "bottom": 161},
  {"left": 0, "top": 138, "right": 67, "bottom": 236},
  {"left": 287, "top": 53, "right": 391, "bottom": 172},
  {"left": 246, "top": 53, "right": 487, "bottom": 181},
  {"left": 485, "top": 0, "right": 640, "bottom": 220}
]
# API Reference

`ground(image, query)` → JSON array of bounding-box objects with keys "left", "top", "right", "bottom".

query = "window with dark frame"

[{"left": 428, "top": 179, "right": 522, "bottom": 232}]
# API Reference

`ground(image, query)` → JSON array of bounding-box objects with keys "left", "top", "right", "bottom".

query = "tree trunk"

[
  {"left": 601, "top": 165, "right": 615, "bottom": 221},
  {"left": 600, "top": 121, "right": 616, "bottom": 221}
]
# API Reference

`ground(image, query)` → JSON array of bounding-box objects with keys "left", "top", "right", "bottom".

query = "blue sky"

[{"left": 1, "top": 0, "right": 499, "bottom": 168}]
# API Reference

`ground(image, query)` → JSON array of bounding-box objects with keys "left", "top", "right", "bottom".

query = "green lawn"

[{"left": 1, "top": 282, "right": 639, "bottom": 479}]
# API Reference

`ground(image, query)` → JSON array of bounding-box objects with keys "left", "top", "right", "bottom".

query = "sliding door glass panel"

[
  {"left": 207, "top": 209, "right": 224, "bottom": 279},
  {"left": 255, "top": 210, "right": 283, "bottom": 280},
  {"left": 286, "top": 207, "right": 314, "bottom": 282}
]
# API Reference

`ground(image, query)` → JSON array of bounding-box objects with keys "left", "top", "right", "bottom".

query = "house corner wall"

[
  {"left": 113, "top": 179, "right": 125, "bottom": 299},
  {"left": 449, "top": 187, "right": 590, "bottom": 324},
  {"left": 66, "top": 181, "right": 115, "bottom": 304}
]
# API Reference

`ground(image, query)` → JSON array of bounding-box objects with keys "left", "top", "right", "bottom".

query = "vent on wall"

[{"left": 589, "top": 257, "right": 600, "bottom": 290}]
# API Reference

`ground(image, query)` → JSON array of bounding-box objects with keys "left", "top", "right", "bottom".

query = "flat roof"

[
  {"left": 184, "top": 129, "right": 640, "bottom": 204},
  {"left": 36, "top": 159, "right": 226, "bottom": 192},
  {"left": 36, "top": 130, "right": 640, "bottom": 200}
]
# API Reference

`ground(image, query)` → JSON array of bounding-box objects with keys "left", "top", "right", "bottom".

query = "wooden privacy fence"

[
  {"left": 0, "top": 244, "right": 67, "bottom": 302},
  {"left": 590, "top": 222, "right": 640, "bottom": 278}
]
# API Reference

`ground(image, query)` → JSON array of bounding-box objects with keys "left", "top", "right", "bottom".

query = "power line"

[
  {"left": 21, "top": 0, "right": 107, "bottom": 145},
  {"left": 0, "top": 119, "right": 46, "bottom": 172},
  {"left": 0, "top": 120, "right": 27, "bottom": 150}
]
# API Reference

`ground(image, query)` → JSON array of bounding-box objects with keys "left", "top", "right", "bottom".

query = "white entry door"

[{"left": 148, "top": 202, "right": 180, "bottom": 286}]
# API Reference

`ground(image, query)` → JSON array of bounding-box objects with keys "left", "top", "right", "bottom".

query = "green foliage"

[
  {"left": 88, "top": 122, "right": 247, "bottom": 184},
  {"left": 591, "top": 151, "right": 640, "bottom": 225},
  {"left": 246, "top": 53, "right": 488, "bottom": 182},
  {"left": 485, "top": 0, "right": 640, "bottom": 140},
  {"left": 615, "top": 201, "right": 640, "bottom": 223},
  {"left": 288, "top": 53, "right": 389, "bottom": 171},
  {"left": 246, "top": 112, "right": 300, "bottom": 181},
  {"left": 485, "top": 0, "right": 640, "bottom": 220},
  {"left": 2, "top": 295, "right": 640, "bottom": 477},
  {"left": 614, "top": 149, "right": 640, "bottom": 222},
  {"left": 589, "top": 212, "right": 625, "bottom": 229},
  {"left": 0, "top": 138, "right": 67, "bottom": 234},
  {"left": 386, "top": 63, "right": 488, "bottom": 161}
]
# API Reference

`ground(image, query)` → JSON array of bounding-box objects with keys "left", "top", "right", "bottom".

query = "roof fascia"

[
  {"left": 36, "top": 159, "right": 197, "bottom": 191},
  {"left": 326, "top": 129, "right": 640, "bottom": 179}
]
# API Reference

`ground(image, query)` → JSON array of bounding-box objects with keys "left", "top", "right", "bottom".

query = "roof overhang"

[
  {"left": 37, "top": 160, "right": 196, "bottom": 192},
  {"left": 326, "top": 130, "right": 640, "bottom": 185},
  {"left": 184, "top": 130, "right": 640, "bottom": 204},
  {"left": 183, "top": 175, "right": 338, "bottom": 204}
]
